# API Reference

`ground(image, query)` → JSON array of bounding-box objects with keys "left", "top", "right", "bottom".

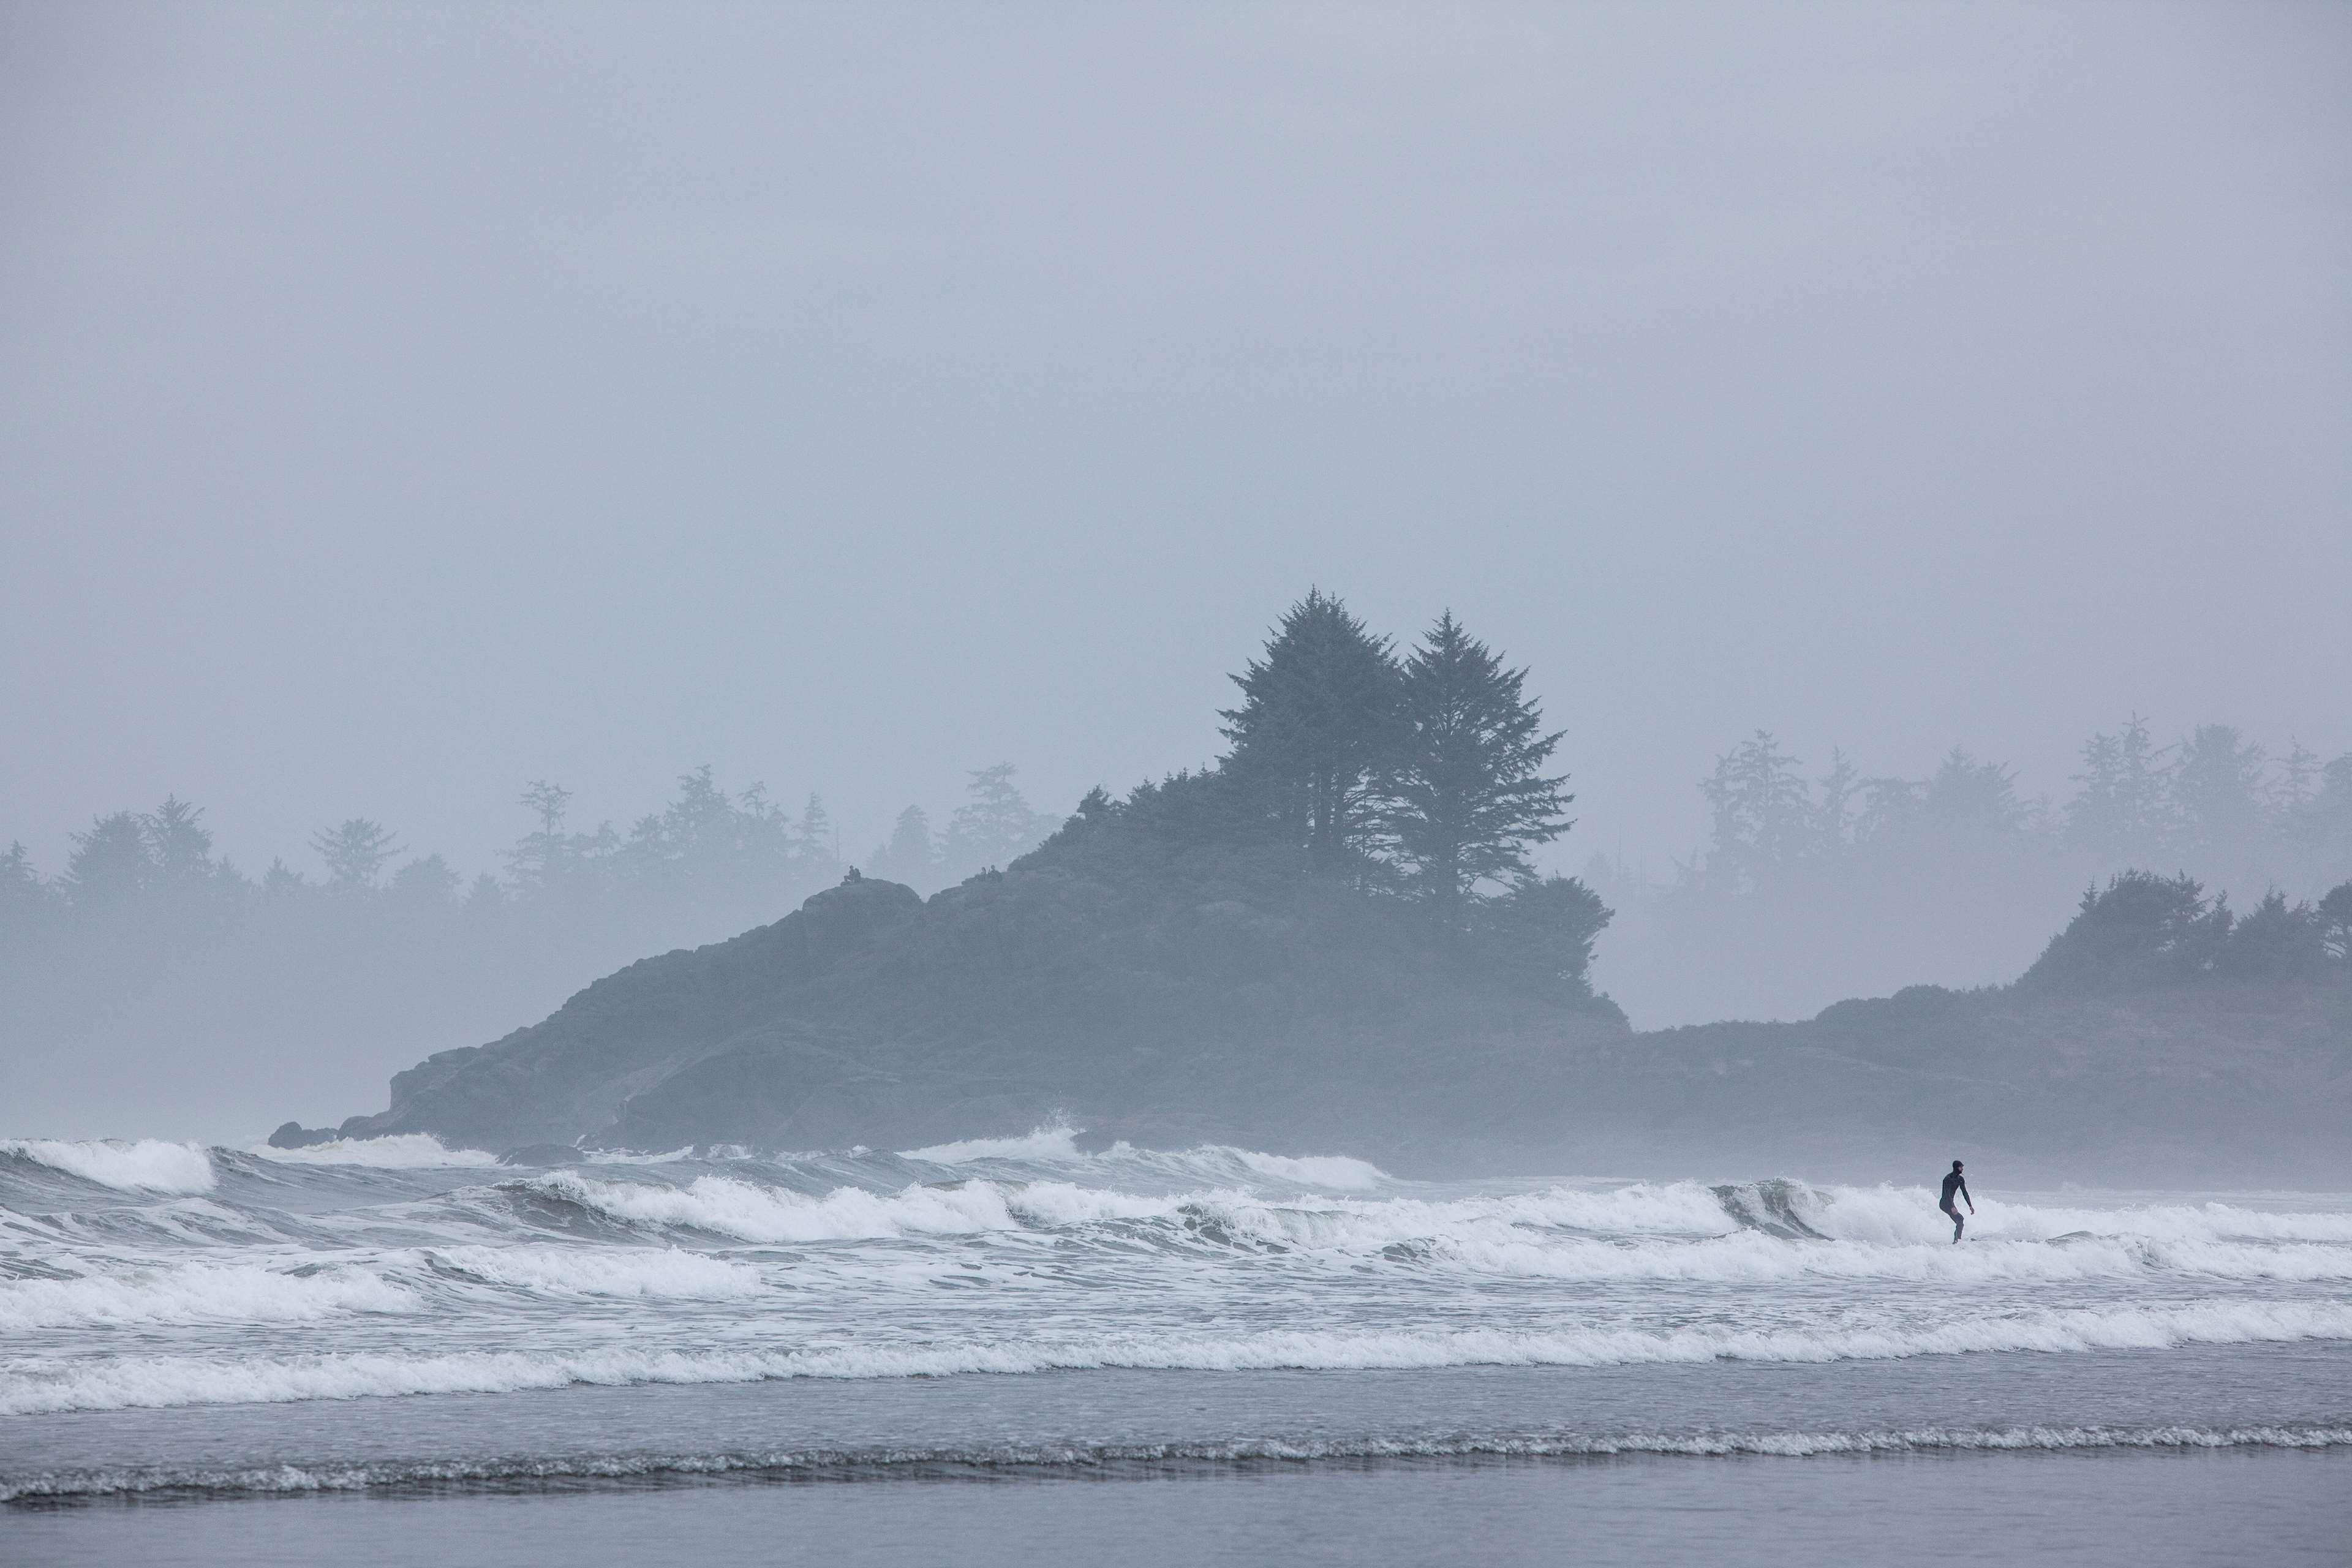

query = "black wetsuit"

[{"left": 1939, "top": 1170, "right": 1971, "bottom": 1242}]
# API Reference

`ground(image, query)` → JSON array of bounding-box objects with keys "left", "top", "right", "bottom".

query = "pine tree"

[
  {"left": 1915, "top": 748, "right": 2027, "bottom": 856},
  {"left": 793, "top": 794, "right": 839, "bottom": 878},
  {"left": 311, "top": 819, "right": 401, "bottom": 893},
  {"left": 0, "top": 840, "right": 49, "bottom": 925},
  {"left": 66, "top": 811, "right": 153, "bottom": 907},
  {"left": 944, "top": 764, "right": 1053, "bottom": 878},
  {"left": 2067, "top": 715, "right": 2168, "bottom": 867},
  {"left": 869, "top": 805, "right": 942, "bottom": 888},
  {"left": 1219, "top": 590, "right": 1406, "bottom": 867},
  {"left": 141, "top": 796, "right": 216, "bottom": 886},
  {"left": 1700, "top": 733, "right": 1809, "bottom": 891},
  {"left": 2169, "top": 723, "right": 2267, "bottom": 865},
  {"left": 1385, "top": 611, "right": 1574, "bottom": 913}
]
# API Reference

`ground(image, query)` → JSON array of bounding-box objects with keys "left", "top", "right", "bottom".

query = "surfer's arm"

[{"left": 1960, "top": 1180, "right": 1973, "bottom": 1212}]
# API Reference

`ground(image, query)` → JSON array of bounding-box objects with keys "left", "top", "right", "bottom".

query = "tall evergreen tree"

[
  {"left": 2169, "top": 723, "right": 2267, "bottom": 865},
  {"left": 66, "top": 811, "right": 152, "bottom": 907},
  {"left": 1700, "top": 732, "right": 1809, "bottom": 891},
  {"left": 869, "top": 805, "right": 942, "bottom": 888},
  {"left": 2067, "top": 715, "right": 2169, "bottom": 866},
  {"left": 311, "top": 819, "right": 401, "bottom": 893},
  {"left": 1914, "top": 748, "right": 2028, "bottom": 856},
  {"left": 794, "top": 794, "right": 839, "bottom": 873},
  {"left": 944, "top": 764, "right": 1054, "bottom": 878},
  {"left": 1386, "top": 611, "right": 1574, "bottom": 913},
  {"left": 1219, "top": 590, "right": 1406, "bottom": 867},
  {"left": 0, "top": 840, "right": 49, "bottom": 924},
  {"left": 141, "top": 796, "right": 216, "bottom": 886}
]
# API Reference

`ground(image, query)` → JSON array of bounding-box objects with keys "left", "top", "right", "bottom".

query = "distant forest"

[
  {"left": 1593, "top": 716, "right": 2352, "bottom": 1021},
  {"left": 6, "top": 594, "right": 2352, "bottom": 1082}
]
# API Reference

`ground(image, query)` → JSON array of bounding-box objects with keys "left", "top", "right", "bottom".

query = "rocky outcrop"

[{"left": 298, "top": 873, "right": 2352, "bottom": 1185}]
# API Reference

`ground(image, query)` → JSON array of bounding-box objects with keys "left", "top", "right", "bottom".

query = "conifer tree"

[
  {"left": 1386, "top": 611, "right": 1574, "bottom": 914},
  {"left": 66, "top": 811, "right": 153, "bottom": 907},
  {"left": 141, "top": 796, "right": 216, "bottom": 886},
  {"left": 1219, "top": 590, "right": 1407, "bottom": 867},
  {"left": 1700, "top": 732, "right": 1809, "bottom": 891},
  {"left": 311, "top": 819, "right": 401, "bottom": 893},
  {"left": 2067, "top": 715, "right": 2169, "bottom": 865},
  {"left": 944, "top": 764, "right": 1054, "bottom": 876}
]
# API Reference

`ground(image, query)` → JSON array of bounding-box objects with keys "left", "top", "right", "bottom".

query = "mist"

[{"left": 5, "top": 2, "right": 2350, "bottom": 1143}]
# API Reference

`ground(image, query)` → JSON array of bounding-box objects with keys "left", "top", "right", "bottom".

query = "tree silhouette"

[
  {"left": 2068, "top": 715, "right": 2168, "bottom": 864},
  {"left": 2171, "top": 724, "right": 2267, "bottom": 865},
  {"left": 311, "top": 819, "right": 402, "bottom": 893},
  {"left": 2018, "top": 870, "right": 2232, "bottom": 993},
  {"left": 1700, "top": 733, "right": 1809, "bottom": 891},
  {"left": 1220, "top": 590, "right": 1406, "bottom": 869},
  {"left": 945, "top": 764, "right": 1054, "bottom": 878},
  {"left": 869, "top": 805, "right": 942, "bottom": 888},
  {"left": 1386, "top": 611, "right": 1573, "bottom": 915},
  {"left": 141, "top": 796, "right": 216, "bottom": 886},
  {"left": 66, "top": 812, "right": 151, "bottom": 907}
]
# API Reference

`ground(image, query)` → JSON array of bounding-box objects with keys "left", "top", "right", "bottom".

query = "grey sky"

[{"left": 6, "top": 1, "right": 2348, "bottom": 886}]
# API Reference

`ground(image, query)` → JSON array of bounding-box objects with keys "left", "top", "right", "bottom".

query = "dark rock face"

[
  {"left": 325, "top": 872, "right": 2352, "bottom": 1186},
  {"left": 266, "top": 1120, "right": 339, "bottom": 1150},
  {"left": 329, "top": 869, "right": 1625, "bottom": 1158}
]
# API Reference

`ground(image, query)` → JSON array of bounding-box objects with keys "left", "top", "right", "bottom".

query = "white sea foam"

[
  {"left": 0, "top": 1262, "right": 413, "bottom": 1329},
  {"left": 10, "top": 1298, "right": 2350, "bottom": 1415},
  {"left": 499, "top": 1169, "right": 2352, "bottom": 1288},
  {"left": 1231, "top": 1151, "right": 1389, "bottom": 1191},
  {"left": 1753, "top": 1180, "right": 2349, "bottom": 1245},
  {"left": 425, "top": 1244, "right": 764, "bottom": 1300},
  {"left": 527, "top": 1171, "right": 1167, "bottom": 1244},
  {"left": 0, "top": 1138, "right": 216, "bottom": 1193},
  {"left": 903, "top": 1125, "right": 1087, "bottom": 1163},
  {"left": 252, "top": 1134, "right": 500, "bottom": 1168}
]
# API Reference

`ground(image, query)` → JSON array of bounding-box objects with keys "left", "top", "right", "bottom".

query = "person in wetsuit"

[{"left": 1939, "top": 1160, "right": 1974, "bottom": 1243}]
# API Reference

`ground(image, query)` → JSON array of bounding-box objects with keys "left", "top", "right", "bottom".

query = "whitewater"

[{"left": 6, "top": 1130, "right": 2349, "bottom": 1562}]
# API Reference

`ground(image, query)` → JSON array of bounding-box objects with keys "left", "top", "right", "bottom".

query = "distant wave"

[
  {"left": 515, "top": 1170, "right": 1171, "bottom": 1245},
  {"left": 897, "top": 1126, "right": 1392, "bottom": 1193},
  {"left": 11, "top": 1422, "right": 2351, "bottom": 1504},
  {"left": 0, "top": 1245, "right": 764, "bottom": 1332},
  {"left": 902, "top": 1125, "right": 1087, "bottom": 1163},
  {"left": 0, "top": 1262, "right": 415, "bottom": 1330},
  {"left": 11, "top": 1300, "right": 2350, "bottom": 1415},
  {"left": 480, "top": 1170, "right": 2352, "bottom": 1286},
  {"left": 0, "top": 1139, "right": 215, "bottom": 1194},
  {"left": 249, "top": 1134, "right": 500, "bottom": 1169}
]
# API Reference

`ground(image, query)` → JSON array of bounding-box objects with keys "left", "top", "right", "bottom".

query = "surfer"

[{"left": 1939, "top": 1160, "right": 1974, "bottom": 1243}]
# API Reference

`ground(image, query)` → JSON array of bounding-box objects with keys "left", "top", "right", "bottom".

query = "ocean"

[{"left": 4, "top": 1129, "right": 2348, "bottom": 1564}]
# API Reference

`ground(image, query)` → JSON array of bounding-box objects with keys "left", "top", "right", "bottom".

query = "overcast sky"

[{"left": 6, "top": 2, "right": 2348, "bottom": 884}]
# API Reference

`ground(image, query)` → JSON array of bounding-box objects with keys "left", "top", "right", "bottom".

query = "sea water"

[{"left": 4, "top": 1131, "right": 2347, "bottom": 1564}]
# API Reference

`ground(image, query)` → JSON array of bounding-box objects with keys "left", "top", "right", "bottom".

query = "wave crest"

[{"left": 0, "top": 1139, "right": 216, "bottom": 1194}]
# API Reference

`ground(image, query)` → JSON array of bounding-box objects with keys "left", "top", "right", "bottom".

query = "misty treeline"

[
  {"left": 2021, "top": 872, "right": 2352, "bottom": 994},
  {"left": 0, "top": 761, "right": 1064, "bottom": 1102},
  {"left": 1591, "top": 718, "right": 2352, "bottom": 1023},
  {"left": 2, "top": 760, "right": 1061, "bottom": 929}
]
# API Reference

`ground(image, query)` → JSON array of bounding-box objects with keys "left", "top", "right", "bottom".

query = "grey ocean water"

[{"left": 4, "top": 1131, "right": 2349, "bottom": 1564}]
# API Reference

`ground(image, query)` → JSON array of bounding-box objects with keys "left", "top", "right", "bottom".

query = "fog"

[{"left": 4, "top": 3, "right": 2348, "bottom": 1140}]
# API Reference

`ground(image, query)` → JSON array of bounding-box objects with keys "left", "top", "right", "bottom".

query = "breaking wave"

[
  {"left": 902, "top": 1126, "right": 1088, "bottom": 1163},
  {"left": 250, "top": 1135, "right": 500, "bottom": 1169},
  {"left": 0, "top": 1139, "right": 216, "bottom": 1194}
]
